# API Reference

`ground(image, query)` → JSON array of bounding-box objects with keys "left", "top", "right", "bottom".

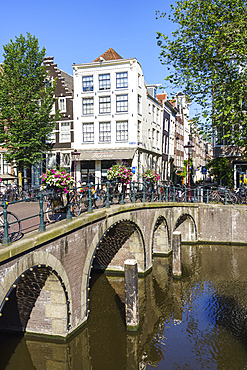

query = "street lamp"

[
  {"left": 71, "top": 149, "right": 80, "bottom": 189},
  {"left": 184, "top": 141, "right": 194, "bottom": 201}
]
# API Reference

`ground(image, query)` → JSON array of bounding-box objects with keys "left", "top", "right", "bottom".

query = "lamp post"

[
  {"left": 184, "top": 141, "right": 194, "bottom": 201},
  {"left": 71, "top": 149, "right": 80, "bottom": 190}
]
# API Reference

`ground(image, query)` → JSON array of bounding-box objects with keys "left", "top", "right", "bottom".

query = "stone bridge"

[{"left": 0, "top": 202, "right": 246, "bottom": 339}]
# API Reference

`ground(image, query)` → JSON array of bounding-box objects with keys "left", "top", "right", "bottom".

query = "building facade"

[
  {"left": 31, "top": 57, "right": 74, "bottom": 186},
  {"left": 72, "top": 48, "right": 163, "bottom": 185}
]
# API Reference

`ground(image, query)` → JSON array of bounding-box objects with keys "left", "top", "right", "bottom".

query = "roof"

[
  {"left": 93, "top": 48, "right": 123, "bottom": 62},
  {"left": 156, "top": 93, "right": 167, "bottom": 103}
]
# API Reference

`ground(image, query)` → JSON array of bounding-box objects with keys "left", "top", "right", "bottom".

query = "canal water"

[{"left": 1, "top": 244, "right": 247, "bottom": 369}]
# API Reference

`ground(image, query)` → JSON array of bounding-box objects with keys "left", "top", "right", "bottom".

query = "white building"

[{"left": 72, "top": 48, "right": 163, "bottom": 184}]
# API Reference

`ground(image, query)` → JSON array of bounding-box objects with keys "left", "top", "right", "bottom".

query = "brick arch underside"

[
  {"left": 174, "top": 213, "right": 197, "bottom": 241},
  {"left": 93, "top": 220, "right": 145, "bottom": 273},
  {"left": 0, "top": 252, "right": 72, "bottom": 338},
  {"left": 152, "top": 216, "right": 170, "bottom": 255}
]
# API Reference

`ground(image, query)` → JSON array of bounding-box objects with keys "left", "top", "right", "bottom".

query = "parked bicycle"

[
  {"left": 45, "top": 188, "right": 82, "bottom": 223},
  {"left": 0, "top": 209, "right": 21, "bottom": 243}
]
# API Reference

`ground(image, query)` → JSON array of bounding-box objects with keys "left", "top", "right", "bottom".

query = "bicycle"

[
  {"left": 45, "top": 187, "right": 85, "bottom": 223},
  {"left": 0, "top": 210, "right": 21, "bottom": 243}
]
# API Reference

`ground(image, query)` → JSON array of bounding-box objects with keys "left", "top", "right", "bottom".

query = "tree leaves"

[
  {"left": 157, "top": 0, "right": 247, "bottom": 149},
  {"left": 0, "top": 33, "right": 60, "bottom": 171}
]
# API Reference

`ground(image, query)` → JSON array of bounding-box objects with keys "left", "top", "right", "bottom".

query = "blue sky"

[{"left": 0, "top": 0, "right": 177, "bottom": 94}]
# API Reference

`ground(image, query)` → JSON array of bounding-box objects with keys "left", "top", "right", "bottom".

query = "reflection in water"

[{"left": 2, "top": 245, "right": 247, "bottom": 369}]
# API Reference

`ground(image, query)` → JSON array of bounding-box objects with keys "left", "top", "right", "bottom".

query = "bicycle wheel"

[
  {"left": 71, "top": 199, "right": 81, "bottom": 216},
  {"left": 0, "top": 211, "right": 21, "bottom": 243},
  {"left": 46, "top": 202, "right": 62, "bottom": 223}
]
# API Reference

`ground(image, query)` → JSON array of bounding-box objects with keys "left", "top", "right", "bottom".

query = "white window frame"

[
  {"left": 116, "top": 94, "right": 128, "bottom": 113},
  {"left": 99, "top": 96, "right": 111, "bottom": 114},
  {"left": 99, "top": 122, "right": 111, "bottom": 142},
  {"left": 83, "top": 122, "right": 94, "bottom": 143},
  {"left": 116, "top": 72, "right": 128, "bottom": 89},
  {"left": 60, "top": 122, "right": 70, "bottom": 143},
  {"left": 59, "top": 97, "right": 66, "bottom": 112},
  {"left": 82, "top": 76, "right": 93, "bottom": 92},
  {"left": 82, "top": 97, "right": 94, "bottom": 115},
  {"left": 116, "top": 121, "right": 128, "bottom": 142}
]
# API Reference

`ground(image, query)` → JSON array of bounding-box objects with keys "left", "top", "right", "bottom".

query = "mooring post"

[
  {"left": 124, "top": 259, "right": 139, "bottom": 331},
  {"left": 172, "top": 231, "right": 182, "bottom": 278}
]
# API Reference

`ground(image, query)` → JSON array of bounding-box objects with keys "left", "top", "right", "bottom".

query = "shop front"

[{"left": 77, "top": 150, "right": 136, "bottom": 185}]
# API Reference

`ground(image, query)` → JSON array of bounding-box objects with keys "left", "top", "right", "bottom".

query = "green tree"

[
  {"left": 207, "top": 157, "right": 233, "bottom": 187},
  {"left": 156, "top": 0, "right": 247, "bottom": 147},
  {"left": 0, "top": 33, "right": 60, "bottom": 172}
]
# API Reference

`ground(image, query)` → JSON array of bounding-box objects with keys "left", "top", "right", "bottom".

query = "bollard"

[
  {"left": 172, "top": 231, "right": 182, "bottom": 278},
  {"left": 124, "top": 259, "right": 139, "bottom": 331}
]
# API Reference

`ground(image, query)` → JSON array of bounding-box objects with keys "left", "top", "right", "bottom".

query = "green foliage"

[
  {"left": 206, "top": 157, "right": 233, "bottom": 186},
  {"left": 0, "top": 33, "right": 60, "bottom": 171},
  {"left": 157, "top": 0, "right": 247, "bottom": 147}
]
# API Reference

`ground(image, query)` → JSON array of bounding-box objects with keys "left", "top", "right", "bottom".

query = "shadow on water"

[{"left": 207, "top": 294, "right": 247, "bottom": 350}]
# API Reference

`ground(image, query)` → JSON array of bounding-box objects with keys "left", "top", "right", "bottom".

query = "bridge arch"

[
  {"left": 81, "top": 213, "right": 146, "bottom": 322},
  {"left": 151, "top": 214, "right": 170, "bottom": 257},
  {"left": 173, "top": 212, "right": 197, "bottom": 241},
  {"left": 0, "top": 251, "right": 72, "bottom": 338}
]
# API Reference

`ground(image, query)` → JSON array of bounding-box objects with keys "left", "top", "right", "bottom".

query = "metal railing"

[{"left": 0, "top": 180, "right": 244, "bottom": 245}]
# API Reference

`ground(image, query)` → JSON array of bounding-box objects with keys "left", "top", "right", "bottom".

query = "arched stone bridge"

[{"left": 0, "top": 202, "right": 246, "bottom": 339}]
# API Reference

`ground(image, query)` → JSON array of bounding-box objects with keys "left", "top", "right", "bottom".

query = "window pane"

[
  {"left": 116, "top": 94, "right": 128, "bottom": 112},
  {"left": 99, "top": 96, "right": 111, "bottom": 114},
  {"left": 60, "top": 122, "right": 70, "bottom": 142},
  {"left": 59, "top": 98, "right": 66, "bottom": 111},
  {"left": 99, "top": 74, "right": 110, "bottom": 90},
  {"left": 116, "top": 121, "right": 128, "bottom": 141},
  {"left": 82, "top": 98, "right": 94, "bottom": 115},
  {"left": 116, "top": 72, "right": 128, "bottom": 88},
  {"left": 99, "top": 122, "right": 111, "bottom": 142},
  {"left": 82, "top": 76, "right": 93, "bottom": 92},
  {"left": 83, "top": 123, "right": 94, "bottom": 143}
]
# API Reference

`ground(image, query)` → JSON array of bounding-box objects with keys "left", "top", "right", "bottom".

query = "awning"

[
  {"left": 0, "top": 173, "right": 18, "bottom": 181},
  {"left": 78, "top": 150, "right": 136, "bottom": 161}
]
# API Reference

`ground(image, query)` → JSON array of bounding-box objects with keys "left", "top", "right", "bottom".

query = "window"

[
  {"left": 152, "top": 128, "right": 155, "bottom": 147},
  {"left": 99, "top": 96, "right": 111, "bottom": 114},
  {"left": 83, "top": 123, "right": 94, "bottom": 143},
  {"left": 47, "top": 153, "right": 56, "bottom": 169},
  {"left": 82, "top": 76, "right": 93, "bottom": 92},
  {"left": 82, "top": 97, "right": 94, "bottom": 115},
  {"left": 47, "top": 130, "right": 56, "bottom": 143},
  {"left": 137, "top": 95, "right": 141, "bottom": 114},
  {"left": 116, "top": 94, "right": 128, "bottom": 112},
  {"left": 61, "top": 153, "right": 70, "bottom": 167},
  {"left": 59, "top": 97, "right": 66, "bottom": 112},
  {"left": 116, "top": 121, "right": 128, "bottom": 142},
  {"left": 116, "top": 72, "right": 128, "bottom": 88},
  {"left": 99, "top": 74, "right": 110, "bottom": 90},
  {"left": 60, "top": 122, "right": 70, "bottom": 142},
  {"left": 99, "top": 122, "right": 111, "bottom": 142},
  {"left": 137, "top": 120, "right": 141, "bottom": 143}
]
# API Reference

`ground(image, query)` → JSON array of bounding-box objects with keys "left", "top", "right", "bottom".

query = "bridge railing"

[{"left": 0, "top": 181, "right": 242, "bottom": 244}]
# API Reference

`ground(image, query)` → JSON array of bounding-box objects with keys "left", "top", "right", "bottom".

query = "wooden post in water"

[
  {"left": 124, "top": 259, "right": 139, "bottom": 331},
  {"left": 172, "top": 231, "right": 182, "bottom": 278}
]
